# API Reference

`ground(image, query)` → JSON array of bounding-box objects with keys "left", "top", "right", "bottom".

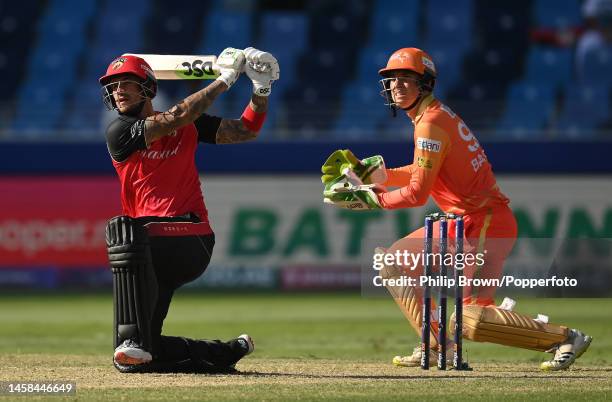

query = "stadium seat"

[
  {"left": 12, "top": 0, "right": 97, "bottom": 134},
  {"left": 581, "top": 46, "right": 612, "bottom": 88},
  {"left": 368, "top": 0, "right": 420, "bottom": 49},
  {"left": 254, "top": 12, "right": 308, "bottom": 133},
  {"left": 0, "top": 1, "right": 45, "bottom": 107},
  {"left": 523, "top": 47, "right": 573, "bottom": 88},
  {"left": 555, "top": 85, "right": 610, "bottom": 138},
  {"left": 196, "top": 11, "right": 253, "bottom": 119},
  {"left": 331, "top": 81, "right": 386, "bottom": 139},
  {"left": 63, "top": 0, "right": 150, "bottom": 135},
  {"left": 425, "top": 0, "right": 473, "bottom": 49},
  {"left": 532, "top": 0, "right": 582, "bottom": 28},
  {"left": 496, "top": 82, "right": 556, "bottom": 139}
]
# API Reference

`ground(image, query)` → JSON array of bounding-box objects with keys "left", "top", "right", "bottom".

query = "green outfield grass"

[{"left": 0, "top": 293, "right": 611, "bottom": 401}]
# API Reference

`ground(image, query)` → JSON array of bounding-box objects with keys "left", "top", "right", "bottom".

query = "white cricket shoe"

[
  {"left": 392, "top": 343, "right": 454, "bottom": 367},
  {"left": 540, "top": 329, "right": 592, "bottom": 371},
  {"left": 113, "top": 339, "right": 153, "bottom": 366}
]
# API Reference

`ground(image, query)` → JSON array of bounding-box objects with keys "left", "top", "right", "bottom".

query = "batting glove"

[
  {"left": 216, "top": 47, "right": 245, "bottom": 89},
  {"left": 243, "top": 47, "right": 280, "bottom": 96}
]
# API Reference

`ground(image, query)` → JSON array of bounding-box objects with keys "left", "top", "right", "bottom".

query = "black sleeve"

[
  {"left": 105, "top": 116, "right": 147, "bottom": 162},
  {"left": 195, "top": 113, "right": 222, "bottom": 144}
]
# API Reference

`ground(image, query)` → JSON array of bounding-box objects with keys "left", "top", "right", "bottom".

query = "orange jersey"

[{"left": 379, "top": 94, "right": 509, "bottom": 214}]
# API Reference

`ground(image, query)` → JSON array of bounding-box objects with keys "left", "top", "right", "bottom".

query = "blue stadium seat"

[
  {"left": 426, "top": 47, "right": 465, "bottom": 100},
  {"left": 331, "top": 81, "right": 386, "bottom": 139},
  {"left": 63, "top": 0, "right": 149, "bottom": 135},
  {"left": 368, "top": 0, "right": 419, "bottom": 49},
  {"left": 196, "top": 11, "right": 253, "bottom": 118},
  {"left": 425, "top": 0, "right": 473, "bottom": 49},
  {"left": 254, "top": 12, "right": 308, "bottom": 132},
  {"left": 354, "top": 48, "right": 391, "bottom": 79},
  {"left": 523, "top": 47, "right": 573, "bottom": 87},
  {"left": 198, "top": 11, "right": 252, "bottom": 56},
  {"left": 0, "top": 1, "right": 45, "bottom": 106},
  {"left": 555, "top": 85, "right": 610, "bottom": 138},
  {"left": 422, "top": 0, "right": 472, "bottom": 98},
  {"left": 532, "top": 0, "right": 582, "bottom": 28},
  {"left": 496, "top": 82, "right": 555, "bottom": 139},
  {"left": 12, "top": 0, "right": 97, "bottom": 133},
  {"left": 581, "top": 46, "right": 612, "bottom": 88}
]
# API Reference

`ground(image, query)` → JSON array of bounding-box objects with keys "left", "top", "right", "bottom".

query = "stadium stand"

[{"left": 3, "top": 0, "right": 611, "bottom": 140}]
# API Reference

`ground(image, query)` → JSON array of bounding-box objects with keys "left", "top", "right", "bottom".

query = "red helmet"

[{"left": 99, "top": 55, "right": 157, "bottom": 98}]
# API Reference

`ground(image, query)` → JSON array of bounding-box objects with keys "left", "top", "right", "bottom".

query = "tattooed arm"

[
  {"left": 215, "top": 94, "right": 268, "bottom": 144},
  {"left": 143, "top": 80, "right": 228, "bottom": 145}
]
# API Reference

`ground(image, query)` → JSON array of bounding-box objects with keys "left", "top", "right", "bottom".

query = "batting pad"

[
  {"left": 379, "top": 250, "right": 439, "bottom": 349},
  {"left": 454, "top": 305, "right": 569, "bottom": 352},
  {"left": 106, "top": 216, "right": 158, "bottom": 352}
]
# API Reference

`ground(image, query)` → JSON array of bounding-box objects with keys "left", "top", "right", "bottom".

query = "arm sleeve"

[
  {"left": 195, "top": 113, "right": 222, "bottom": 144},
  {"left": 105, "top": 116, "right": 147, "bottom": 162},
  {"left": 384, "top": 164, "right": 416, "bottom": 187},
  {"left": 378, "top": 123, "right": 450, "bottom": 209}
]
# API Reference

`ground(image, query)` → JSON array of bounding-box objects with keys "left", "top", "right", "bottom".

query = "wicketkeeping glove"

[
  {"left": 321, "top": 149, "right": 387, "bottom": 186},
  {"left": 216, "top": 47, "right": 245, "bottom": 89},
  {"left": 323, "top": 175, "right": 383, "bottom": 210}
]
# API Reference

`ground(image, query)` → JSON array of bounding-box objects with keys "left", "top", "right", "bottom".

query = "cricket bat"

[{"left": 123, "top": 54, "right": 219, "bottom": 80}]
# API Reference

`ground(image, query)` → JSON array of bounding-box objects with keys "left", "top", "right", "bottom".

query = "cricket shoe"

[
  {"left": 113, "top": 339, "right": 153, "bottom": 366},
  {"left": 540, "top": 329, "right": 592, "bottom": 371},
  {"left": 236, "top": 334, "right": 255, "bottom": 356},
  {"left": 224, "top": 334, "right": 255, "bottom": 373},
  {"left": 392, "top": 343, "right": 454, "bottom": 367}
]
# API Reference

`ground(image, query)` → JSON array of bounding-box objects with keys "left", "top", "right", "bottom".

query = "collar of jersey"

[{"left": 413, "top": 93, "right": 436, "bottom": 125}]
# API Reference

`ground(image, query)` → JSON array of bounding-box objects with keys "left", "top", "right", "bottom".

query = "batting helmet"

[{"left": 99, "top": 55, "right": 157, "bottom": 98}]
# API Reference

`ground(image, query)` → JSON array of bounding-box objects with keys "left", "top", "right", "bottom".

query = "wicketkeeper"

[
  {"left": 99, "top": 47, "right": 279, "bottom": 373},
  {"left": 321, "top": 47, "right": 592, "bottom": 371}
]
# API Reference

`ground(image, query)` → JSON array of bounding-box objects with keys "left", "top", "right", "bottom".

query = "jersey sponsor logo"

[
  {"left": 417, "top": 156, "right": 433, "bottom": 169},
  {"left": 416, "top": 137, "right": 441, "bottom": 153},
  {"left": 139, "top": 141, "right": 182, "bottom": 160}
]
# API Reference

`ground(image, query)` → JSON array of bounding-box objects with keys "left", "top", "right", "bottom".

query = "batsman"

[
  {"left": 322, "top": 47, "right": 592, "bottom": 371},
  {"left": 99, "top": 47, "right": 279, "bottom": 373}
]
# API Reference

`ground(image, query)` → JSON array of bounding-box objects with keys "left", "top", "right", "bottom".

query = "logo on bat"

[{"left": 179, "top": 60, "right": 215, "bottom": 78}]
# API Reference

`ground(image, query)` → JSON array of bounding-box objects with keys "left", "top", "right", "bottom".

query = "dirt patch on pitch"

[{"left": 1, "top": 354, "right": 610, "bottom": 390}]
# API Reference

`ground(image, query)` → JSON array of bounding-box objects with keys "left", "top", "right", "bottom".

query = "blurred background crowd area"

[{"left": 1, "top": 0, "right": 612, "bottom": 141}]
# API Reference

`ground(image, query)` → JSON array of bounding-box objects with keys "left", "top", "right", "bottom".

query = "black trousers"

[{"left": 125, "top": 216, "right": 246, "bottom": 373}]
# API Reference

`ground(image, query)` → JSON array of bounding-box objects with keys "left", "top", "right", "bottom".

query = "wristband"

[{"left": 240, "top": 104, "right": 267, "bottom": 132}]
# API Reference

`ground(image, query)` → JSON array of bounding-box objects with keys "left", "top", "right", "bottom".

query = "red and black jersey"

[{"left": 105, "top": 113, "right": 221, "bottom": 229}]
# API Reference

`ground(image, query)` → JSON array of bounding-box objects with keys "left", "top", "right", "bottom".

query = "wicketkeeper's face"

[{"left": 387, "top": 71, "right": 421, "bottom": 109}]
